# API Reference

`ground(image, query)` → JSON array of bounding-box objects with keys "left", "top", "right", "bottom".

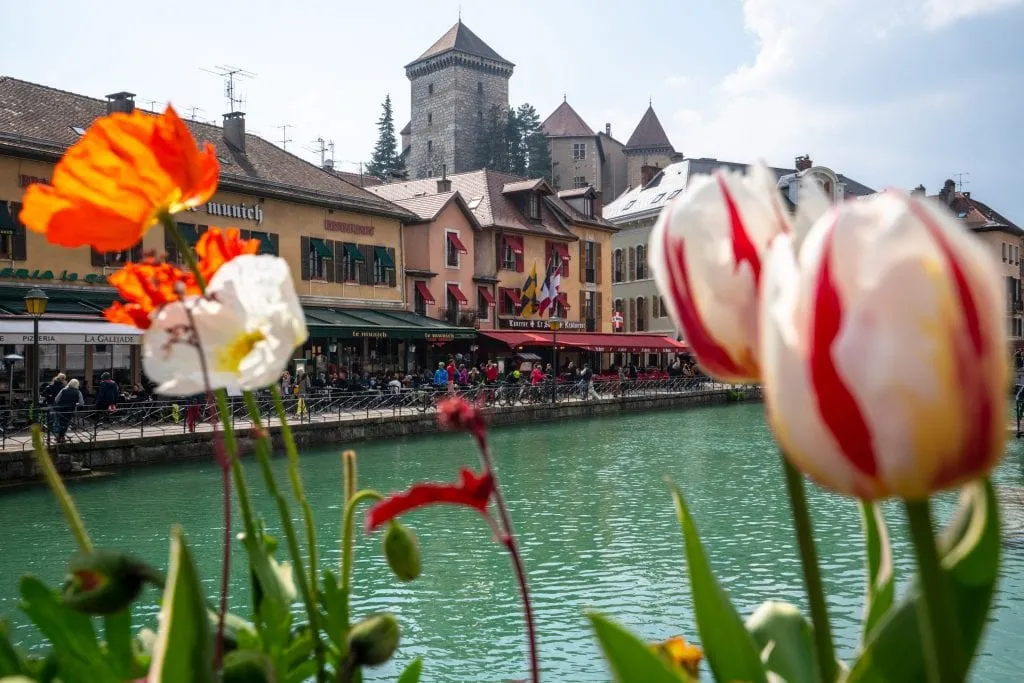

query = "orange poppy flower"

[
  {"left": 19, "top": 105, "right": 218, "bottom": 252},
  {"left": 104, "top": 260, "right": 199, "bottom": 330},
  {"left": 195, "top": 227, "right": 260, "bottom": 284}
]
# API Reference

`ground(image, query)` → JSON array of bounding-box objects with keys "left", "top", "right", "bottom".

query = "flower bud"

[
  {"left": 347, "top": 613, "right": 400, "bottom": 667},
  {"left": 383, "top": 522, "right": 421, "bottom": 582},
  {"left": 221, "top": 649, "right": 274, "bottom": 683},
  {"left": 62, "top": 550, "right": 161, "bottom": 615}
]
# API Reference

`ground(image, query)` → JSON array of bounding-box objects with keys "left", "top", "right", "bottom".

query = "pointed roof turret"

[
  {"left": 407, "top": 21, "right": 513, "bottom": 68},
  {"left": 541, "top": 100, "right": 595, "bottom": 137},
  {"left": 626, "top": 105, "right": 674, "bottom": 151}
]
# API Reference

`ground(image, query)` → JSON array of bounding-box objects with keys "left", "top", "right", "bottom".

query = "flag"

[
  {"left": 520, "top": 264, "right": 540, "bottom": 317},
  {"left": 537, "top": 246, "right": 563, "bottom": 316}
]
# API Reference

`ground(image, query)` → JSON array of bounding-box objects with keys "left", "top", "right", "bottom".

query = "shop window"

[
  {"left": 92, "top": 345, "right": 131, "bottom": 390},
  {"left": 63, "top": 345, "right": 84, "bottom": 394}
]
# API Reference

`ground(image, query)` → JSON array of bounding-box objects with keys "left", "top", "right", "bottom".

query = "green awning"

[
  {"left": 252, "top": 231, "right": 275, "bottom": 255},
  {"left": 374, "top": 246, "right": 395, "bottom": 268},
  {"left": 177, "top": 223, "right": 199, "bottom": 245},
  {"left": 311, "top": 238, "right": 332, "bottom": 258},
  {"left": 303, "top": 306, "right": 477, "bottom": 340},
  {"left": 343, "top": 243, "right": 364, "bottom": 262}
]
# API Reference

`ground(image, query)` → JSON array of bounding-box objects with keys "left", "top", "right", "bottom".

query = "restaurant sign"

[
  {"left": 0, "top": 333, "right": 138, "bottom": 345},
  {"left": 498, "top": 317, "right": 586, "bottom": 331},
  {"left": 0, "top": 268, "right": 106, "bottom": 284},
  {"left": 324, "top": 219, "right": 374, "bottom": 236}
]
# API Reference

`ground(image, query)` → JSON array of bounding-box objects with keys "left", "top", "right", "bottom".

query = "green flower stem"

[
  {"left": 160, "top": 213, "right": 207, "bottom": 290},
  {"left": 269, "top": 386, "right": 319, "bottom": 598},
  {"left": 782, "top": 457, "right": 837, "bottom": 682},
  {"left": 341, "top": 489, "right": 384, "bottom": 594},
  {"left": 905, "top": 499, "right": 961, "bottom": 683},
  {"left": 215, "top": 390, "right": 257, "bottom": 544},
  {"left": 242, "top": 392, "right": 325, "bottom": 681},
  {"left": 32, "top": 425, "right": 92, "bottom": 553}
]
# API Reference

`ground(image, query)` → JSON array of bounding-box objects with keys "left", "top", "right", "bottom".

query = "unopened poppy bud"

[
  {"left": 347, "top": 613, "right": 400, "bottom": 667},
  {"left": 62, "top": 550, "right": 161, "bottom": 615},
  {"left": 221, "top": 649, "right": 274, "bottom": 683},
  {"left": 383, "top": 522, "right": 421, "bottom": 582}
]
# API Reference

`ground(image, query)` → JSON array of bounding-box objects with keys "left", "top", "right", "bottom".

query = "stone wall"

[{"left": 0, "top": 388, "right": 761, "bottom": 484}]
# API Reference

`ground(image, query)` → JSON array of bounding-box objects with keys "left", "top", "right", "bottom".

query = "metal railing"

[{"left": 0, "top": 377, "right": 759, "bottom": 459}]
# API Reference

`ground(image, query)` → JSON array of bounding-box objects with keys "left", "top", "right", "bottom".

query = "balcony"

[{"left": 440, "top": 308, "right": 480, "bottom": 328}]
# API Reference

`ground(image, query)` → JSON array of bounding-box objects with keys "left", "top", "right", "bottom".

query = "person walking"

[
  {"left": 95, "top": 372, "right": 118, "bottom": 424},
  {"left": 53, "top": 378, "right": 84, "bottom": 443},
  {"left": 294, "top": 367, "right": 310, "bottom": 417},
  {"left": 581, "top": 363, "right": 600, "bottom": 401},
  {"left": 41, "top": 372, "right": 66, "bottom": 433}
]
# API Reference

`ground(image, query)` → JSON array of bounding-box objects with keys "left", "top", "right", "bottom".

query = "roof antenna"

[
  {"left": 563, "top": 93, "right": 567, "bottom": 103},
  {"left": 201, "top": 65, "right": 256, "bottom": 112},
  {"left": 276, "top": 123, "right": 293, "bottom": 151},
  {"left": 953, "top": 172, "right": 971, "bottom": 192},
  {"left": 458, "top": 4, "right": 461, "bottom": 21}
]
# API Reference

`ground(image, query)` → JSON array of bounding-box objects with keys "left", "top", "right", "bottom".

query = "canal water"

[{"left": 0, "top": 403, "right": 1021, "bottom": 681}]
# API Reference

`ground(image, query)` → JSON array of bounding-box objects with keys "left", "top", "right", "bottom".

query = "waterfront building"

[
  {"left": 403, "top": 21, "right": 514, "bottom": 178},
  {"left": 0, "top": 77, "right": 469, "bottom": 399},
  {"left": 925, "top": 179, "right": 1024, "bottom": 348},
  {"left": 603, "top": 155, "right": 875, "bottom": 361}
]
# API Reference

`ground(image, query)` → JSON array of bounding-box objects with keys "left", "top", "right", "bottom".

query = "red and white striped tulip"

[
  {"left": 760, "top": 191, "right": 1008, "bottom": 499},
  {"left": 649, "top": 164, "right": 790, "bottom": 382}
]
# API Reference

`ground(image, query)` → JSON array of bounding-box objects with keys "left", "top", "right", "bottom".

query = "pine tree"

[
  {"left": 366, "top": 95, "right": 399, "bottom": 179},
  {"left": 472, "top": 102, "right": 551, "bottom": 179},
  {"left": 516, "top": 103, "right": 551, "bottom": 181}
]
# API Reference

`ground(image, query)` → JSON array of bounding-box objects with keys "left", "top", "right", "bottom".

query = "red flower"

[
  {"left": 436, "top": 396, "right": 487, "bottom": 442},
  {"left": 103, "top": 260, "right": 199, "bottom": 329},
  {"left": 365, "top": 468, "right": 495, "bottom": 532}
]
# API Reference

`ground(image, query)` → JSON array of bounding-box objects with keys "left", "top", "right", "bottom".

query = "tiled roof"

[
  {"left": 557, "top": 187, "right": 593, "bottom": 199},
  {"left": 942, "top": 193, "right": 1022, "bottom": 235},
  {"left": 0, "top": 76, "right": 412, "bottom": 220},
  {"left": 502, "top": 178, "right": 549, "bottom": 194},
  {"left": 367, "top": 169, "right": 579, "bottom": 239},
  {"left": 407, "top": 21, "right": 512, "bottom": 67},
  {"left": 626, "top": 105, "right": 674, "bottom": 151},
  {"left": 389, "top": 191, "right": 483, "bottom": 230},
  {"left": 327, "top": 169, "right": 383, "bottom": 187},
  {"left": 541, "top": 101, "right": 594, "bottom": 137}
]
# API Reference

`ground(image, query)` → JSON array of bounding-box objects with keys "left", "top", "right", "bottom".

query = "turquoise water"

[{"left": 0, "top": 403, "right": 1021, "bottom": 681}]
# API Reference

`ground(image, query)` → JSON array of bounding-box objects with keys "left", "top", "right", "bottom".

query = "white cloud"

[{"left": 923, "top": 0, "right": 1022, "bottom": 29}]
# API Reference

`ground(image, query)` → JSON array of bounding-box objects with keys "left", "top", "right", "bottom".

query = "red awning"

[
  {"left": 447, "top": 232, "right": 469, "bottom": 254},
  {"left": 479, "top": 330, "right": 552, "bottom": 348},
  {"left": 414, "top": 281, "right": 435, "bottom": 305},
  {"left": 558, "top": 333, "right": 687, "bottom": 353},
  {"left": 502, "top": 235, "right": 524, "bottom": 254},
  {"left": 447, "top": 283, "right": 469, "bottom": 305},
  {"left": 478, "top": 286, "right": 495, "bottom": 306},
  {"left": 556, "top": 292, "right": 570, "bottom": 309},
  {"left": 502, "top": 288, "right": 521, "bottom": 306}
]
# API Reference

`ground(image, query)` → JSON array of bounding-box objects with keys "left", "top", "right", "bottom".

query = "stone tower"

[
  {"left": 405, "top": 21, "right": 514, "bottom": 178},
  {"left": 624, "top": 105, "right": 680, "bottom": 188}
]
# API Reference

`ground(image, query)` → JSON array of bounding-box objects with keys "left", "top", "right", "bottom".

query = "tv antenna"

[
  {"left": 276, "top": 124, "right": 294, "bottom": 151},
  {"left": 953, "top": 172, "right": 971, "bottom": 192},
  {"left": 201, "top": 65, "right": 255, "bottom": 112},
  {"left": 310, "top": 137, "right": 329, "bottom": 167},
  {"left": 328, "top": 140, "right": 336, "bottom": 161},
  {"left": 142, "top": 98, "right": 162, "bottom": 112},
  {"left": 185, "top": 105, "right": 204, "bottom": 121}
]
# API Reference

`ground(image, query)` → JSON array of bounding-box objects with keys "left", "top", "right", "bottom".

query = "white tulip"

[
  {"left": 760, "top": 192, "right": 1007, "bottom": 499},
  {"left": 143, "top": 255, "right": 308, "bottom": 396}
]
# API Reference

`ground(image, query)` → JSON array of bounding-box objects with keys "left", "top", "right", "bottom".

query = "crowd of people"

[{"left": 37, "top": 372, "right": 151, "bottom": 442}]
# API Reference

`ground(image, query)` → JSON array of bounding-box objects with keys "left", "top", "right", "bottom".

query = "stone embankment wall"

[{"left": 2, "top": 387, "right": 761, "bottom": 485}]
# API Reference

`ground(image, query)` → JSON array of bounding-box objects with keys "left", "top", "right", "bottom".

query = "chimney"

[
  {"left": 640, "top": 164, "right": 659, "bottom": 187},
  {"left": 605, "top": 123, "right": 611, "bottom": 136},
  {"left": 912, "top": 184, "right": 926, "bottom": 197},
  {"left": 105, "top": 91, "right": 136, "bottom": 115},
  {"left": 795, "top": 155, "right": 813, "bottom": 172},
  {"left": 437, "top": 164, "right": 451, "bottom": 193},
  {"left": 940, "top": 179, "right": 956, "bottom": 206},
  {"left": 223, "top": 112, "right": 246, "bottom": 153}
]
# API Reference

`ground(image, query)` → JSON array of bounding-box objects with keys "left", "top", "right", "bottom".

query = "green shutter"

[{"left": 373, "top": 245, "right": 395, "bottom": 268}]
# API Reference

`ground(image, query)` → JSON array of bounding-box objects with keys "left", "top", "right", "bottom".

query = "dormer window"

[
  {"left": 527, "top": 193, "right": 540, "bottom": 219},
  {"left": 583, "top": 196, "right": 594, "bottom": 217}
]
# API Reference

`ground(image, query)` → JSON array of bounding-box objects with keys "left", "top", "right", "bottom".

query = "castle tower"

[
  {"left": 405, "top": 21, "right": 514, "bottom": 178},
  {"left": 624, "top": 105, "right": 680, "bottom": 188}
]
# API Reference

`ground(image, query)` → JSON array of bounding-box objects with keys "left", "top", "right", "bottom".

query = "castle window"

[
  {"left": 477, "top": 81, "right": 483, "bottom": 94},
  {"left": 427, "top": 113, "right": 432, "bottom": 126},
  {"left": 428, "top": 83, "right": 434, "bottom": 95},
  {"left": 573, "top": 143, "right": 586, "bottom": 161},
  {"left": 427, "top": 140, "right": 433, "bottom": 155},
  {"left": 573, "top": 176, "right": 587, "bottom": 189}
]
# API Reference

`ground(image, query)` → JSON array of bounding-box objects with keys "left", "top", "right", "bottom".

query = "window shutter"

[
  {"left": 325, "top": 239, "right": 336, "bottom": 283},
  {"left": 578, "top": 243, "right": 586, "bottom": 282},
  {"left": 300, "top": 236, "right": 310, "bottom": 281},
  {"left": 387, "top": 248, "right": 397, "bottom": 287},
  {"left": 628, "top": 298, "right": 636, "bottom": 332},
  {"left": 238, "top": 229, "right": 251, "bottom": 241},
  {"left": 652, "top": 296, "right": 659, "bottom": 319},
  {"left": 334, "top": 241, "right": 345, "bottom": 281},
  {"left": 91, "top": 248, "right": 105, "bottom": 267},
  {"left": 515, "top": 243, "right": 524, "bottom": 273},
  {"left": 164, "top": 227, "right": 178, "bottom": 265},
  {"left": 130, "top": 241, "right": 143, "bottom": 262},
  {"left": 596, "top": 242, "right": 603, "bottom": 284},
  {"left": 579, "top": 290, "right": 586, "bottom": 319},
  {"left": 359, "top": 245, "right": 373, "bottom": 285},
  {"left": 627, "top": 247, "right": 635, "bottom": 282},
  {"left": 596, "top": 293, "right": 603, "bottom": 330},
  {"left": 268, "top": 233, "right": 279, "bottom": 257}
]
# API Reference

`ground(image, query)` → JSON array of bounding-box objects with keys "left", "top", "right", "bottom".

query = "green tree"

[
  {"left": 366, "top": 94, "right": 400, "bottom": 179},
  {"left": 472, "top": 102, "right": 550, "bottom": 179},
  {"left": 516, "top": 103, "right": 551, "bottom": 181},
  {"left": 474, "top": 104, "right": 510, "bottom": 172}
]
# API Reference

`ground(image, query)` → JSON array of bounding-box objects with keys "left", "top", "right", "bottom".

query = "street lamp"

[
  {"left": 24, "top": 288, "right": 48, "bottom": 414},
  {"left": 548, "top": 315, "right": 561, "bottom": 404},
  {"left": 3, "top": 353, "right": 22, "bottom": 410}
]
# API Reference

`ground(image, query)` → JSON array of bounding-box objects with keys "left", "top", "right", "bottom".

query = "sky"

[{"left": 3, "top": 0, "right": 1023, "bottom": 220}]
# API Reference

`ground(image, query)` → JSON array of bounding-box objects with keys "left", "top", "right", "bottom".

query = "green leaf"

[
  {"left": 147, "top": 527, "right": 214, "bottom": 683},
  {"left": 102, "top": 609, "right": 134, "bottom": 680},
  {"left": 848, "top": 479, "right": 999, "bottom": 682},
  {"left": 241, "top": 530, "right": 293, "bottom": 643},
  {"left": 18, "top": 576, "right": 118, "bottom": 683},
  {"left": 0, "top": 621, "right": 27, "bottom": 676},
  {"left": 745, "top": 601, "right": 846, "bottom": 683},
  {"left": 397, "top": 657, "right": 423, "bottom": 683},
  {"left": 588, "top": 612, "right": 682, "bottom": 683},
  {"left": 321, "top": 570, "right": 348, "bottom": 651},
  {"left": 285, "top": 658, "right": 318, "bottom": 683},
  {"left": 670, "top": 482, "right": 768, "bottom": 683},
  {"left": 283, "top": 629, "right": 313, "bottom": 669},
  {"left": 859, "top": 501, "right": 894, "bottom": 642}
]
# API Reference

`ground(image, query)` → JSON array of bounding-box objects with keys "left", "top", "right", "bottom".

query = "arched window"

[
  {"left": 636, "top": 297, "right": 646, "bottom": 332},
  {"left": 635, "top": 244, "right": 646, "bottom": 280},
  {"left": 612, "top": 249, "right": 623, "bottom": 283}
]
